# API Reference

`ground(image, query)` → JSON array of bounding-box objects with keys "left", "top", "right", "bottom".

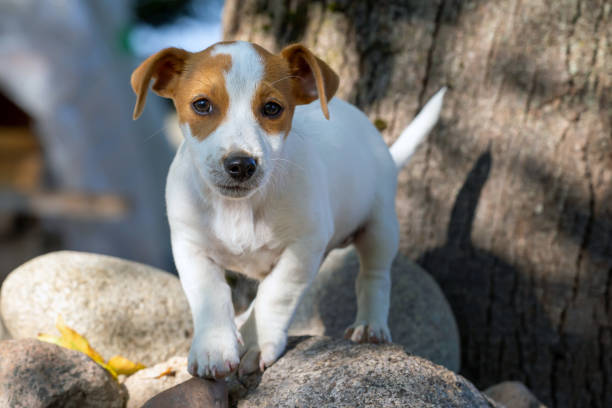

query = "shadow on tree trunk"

[{"left": 418, "top": 151, "right": 556, "bottom": 397}]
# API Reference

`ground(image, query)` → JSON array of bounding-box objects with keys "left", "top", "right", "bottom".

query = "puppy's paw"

[
  {"left": 238, "top": 338, "right": 286, "bottom": 376},
  {"left": 344, "top": 322, "right": 391, "bottom": 344},
  {"left": 188, "top": 327, "right": 241, "bottom": 379},
  {"left": 259, "top": 340, "right": 285, "bottom": 370}
]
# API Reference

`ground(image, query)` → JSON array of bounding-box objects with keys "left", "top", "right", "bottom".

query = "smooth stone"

[
  {"left": 236, "top": 336, "right": 496, "bottom": 407},
  {"left": 0, "top": 251, "right": 192, "bottom": 366},
  {"left": 290, "top": 246, "right": 461, "bottom": 371},
  {"left": 141, "top": 377, "right": 227, "bottom": 408},
  {"left": 0, "top": 338, "right": 127, "bottom": 408},
  {"left": 123, "top": 356, "right": 191, "bottom": 408}
]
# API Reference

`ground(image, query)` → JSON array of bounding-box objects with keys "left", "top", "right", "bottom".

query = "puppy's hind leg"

[{"left": 345, "top": 206, "right": 399, "bottom": 344}]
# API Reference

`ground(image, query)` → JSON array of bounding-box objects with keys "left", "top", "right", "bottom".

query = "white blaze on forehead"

[
  {"left": 211, "top": 42, "right": 264, "bottom": 106},
  {"left": 209, "top": 42, "right": 266, "bottom": 155}
]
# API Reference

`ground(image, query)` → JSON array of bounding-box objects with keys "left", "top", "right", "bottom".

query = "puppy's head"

[{"left": 131, "top": 41, "right": 338, "bottom": 199}]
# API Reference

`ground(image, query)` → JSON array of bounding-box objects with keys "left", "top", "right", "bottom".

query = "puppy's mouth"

[
  {"left": 215, "top": 184, "right": 255, "bottom": 198},
  {"left": 206, "top": 165, "right": 266, "bottom": 199}
]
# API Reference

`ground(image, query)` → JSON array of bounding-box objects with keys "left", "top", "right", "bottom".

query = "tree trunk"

[{"left": 222, "top": 1, "right": 611, "bottom": 407}]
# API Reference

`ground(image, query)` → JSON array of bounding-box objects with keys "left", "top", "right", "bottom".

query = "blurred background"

[
  {"left": 0, "top": 1, "right": 610, "bottom": 407},
  {"left": 0, "top": 0, "right": 224, "bottom": 278}
]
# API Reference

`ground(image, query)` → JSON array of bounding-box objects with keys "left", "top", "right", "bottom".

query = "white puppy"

[{"left": 131, "top": 41, "right": 445, "bottom": 379}]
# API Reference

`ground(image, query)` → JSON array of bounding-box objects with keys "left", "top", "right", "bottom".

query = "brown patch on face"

[
  {"left": 172, "top": 46, "right": 233, "bottom": 141},
  {"left": 252, "top": 44, "right": 296, "bottom": 138}
]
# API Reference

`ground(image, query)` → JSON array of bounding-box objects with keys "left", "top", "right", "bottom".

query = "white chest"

[
  {"left": 204, "top": 200, "right": 284, "bottom": 280},
  {"left": 205, "top": 238, "right": 283, "bottom": 280}
]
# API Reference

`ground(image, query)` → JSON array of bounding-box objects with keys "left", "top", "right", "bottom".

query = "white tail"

[{"left": 390, "top": 87, "right": 447, "bottom": 169}]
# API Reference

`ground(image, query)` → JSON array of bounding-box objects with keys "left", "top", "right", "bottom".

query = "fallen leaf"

[
  {"left": 54, "top": 315, "right": 105, "bottom": 365},
  {"left": 37, "top": 333, "right": 70, "bottom": 348},
  {"left": 108, "top": 355, "right": 146, "bottom": 376},
  {"left": 154, "top": 366, "right": 176, "bottom": 379},
  {"left": 37, "top": 314, "right": 146, "bottom": 380}
]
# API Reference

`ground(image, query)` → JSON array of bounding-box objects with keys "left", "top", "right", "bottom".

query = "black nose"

[{"left": 223, "top": 155, "right": 257, "bottom": 182}]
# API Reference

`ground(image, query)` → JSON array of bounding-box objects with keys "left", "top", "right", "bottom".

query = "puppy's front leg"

[
  {"left": 172, "top": 235, "right": 240, "bottom": 379},
  {"left": 240, "top": 243, "right": 324, "bottom": 373}
]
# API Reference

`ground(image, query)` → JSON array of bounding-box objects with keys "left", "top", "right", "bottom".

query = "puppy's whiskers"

[
  {"left": 141, "top": 125, "right": 166, "bottom": 144},
  {"left": 265, "top": 161, "right": 290, "bottom": 195},
  {"left": 270, "top": 157, "right": 305, "bottom": 173}
]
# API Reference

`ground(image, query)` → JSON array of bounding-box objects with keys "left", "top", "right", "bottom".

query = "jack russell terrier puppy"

[{"left": 131, "top": 40, "right": 445, "bottom": 379}]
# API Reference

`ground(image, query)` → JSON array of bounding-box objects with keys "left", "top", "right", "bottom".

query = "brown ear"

[
  {"left": 130, "top": 47, "right": 190, "bottom": 120},
  {"left": 280, "top": 44, "right": 339, "bottom": 120}
]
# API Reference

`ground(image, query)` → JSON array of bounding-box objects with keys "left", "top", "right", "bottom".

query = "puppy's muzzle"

[{"left": 223, "top": 155, "right": 257, "bottom": 182}]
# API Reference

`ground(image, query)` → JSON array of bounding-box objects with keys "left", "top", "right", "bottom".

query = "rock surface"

[
  {"left": 141, "top": 377, "right": 227, "bottom": 408},
  {"left": 0, "top": 338, "right": 127, "bottom": 408},
  {"left": 484, "top": 381, "right": 546, "bottom": 408},
  {"left": 0, "top": 316, "right": 9, "bottom": 341},
  {"left": 235, "top": 336, "right": 494, "bottom": 407},
  {"left": 124, "top": 356, "right": 191, "bottom": 408},
  {"left": 0, "top": 251, "right": 192, "bottom": 366},
  {"left": 290, "top": 246, "right": 460, "bottom": 371}
]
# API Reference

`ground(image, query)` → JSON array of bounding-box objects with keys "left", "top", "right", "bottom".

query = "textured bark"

[{"left": 223, "top": 1, "right": 611, "bottom": 407}]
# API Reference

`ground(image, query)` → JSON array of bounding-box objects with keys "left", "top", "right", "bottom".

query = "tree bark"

[{"left": 222, "top": 1, "right": 611, "bottom": 407}]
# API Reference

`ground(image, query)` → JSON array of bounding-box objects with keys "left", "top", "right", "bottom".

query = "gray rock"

[
  {"left": 0, "top": 251, "right": 192, "bottom": 366},
  {"left": 290, "top": 246, "right": 460, "bottom": 371},
  {"left": 484, "top": 381, "right": 546, "bottom": 408},
  {"left": 236, "top": 336, "right": 494, "bottom": 408},
  {"left": 124, "top": 356, "right": 191, "bottom": 408},
  {"left": 0, "top": 338, "right": 127, "bottom": 408}
]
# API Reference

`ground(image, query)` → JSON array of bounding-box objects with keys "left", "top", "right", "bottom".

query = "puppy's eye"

[
  {"left": 192, "top": 98, "right": 213, "bottom": 115},
  {"left": 262, "top": 101, "right": 283, "bottom": 118}
]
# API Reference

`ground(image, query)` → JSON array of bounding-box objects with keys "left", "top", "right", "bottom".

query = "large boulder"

[
  {"left": 123, "top": 356, "right": 191, "bottom": 408},
  {"left": 0, "top": 338, "right": 127, "bottom": 408},
  {"left": 234, "top": 336, "right": 496, "bottom": 407},
  {"left": 0, "top": 251, "right": 192, "bottom": 366},
  {"left": 290, "top": 246, "right": 460, "bottom": 371}
]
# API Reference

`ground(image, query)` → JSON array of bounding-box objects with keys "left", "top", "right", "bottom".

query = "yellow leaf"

[
  {"left": 37, "top": 333, "right": 69, "bottom": 348},
  {"left": 38, "top": 315, "right": 119, "bottom": 380},
  {"left": 108, "top": 355, "right": 146, "bottom": 376},
  {"left": 97, "top": 361, "right": 119, "bottom": 380},
  {"left": 55, "top": 315, "right": 105, "bottom": 365}
]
